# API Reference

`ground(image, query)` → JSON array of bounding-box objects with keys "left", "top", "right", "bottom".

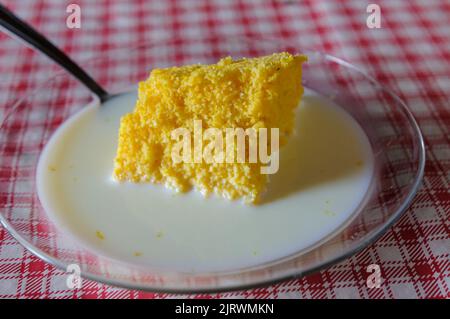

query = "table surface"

[{"left": 0, "top": 0, "right": 448, "bottom": 299}]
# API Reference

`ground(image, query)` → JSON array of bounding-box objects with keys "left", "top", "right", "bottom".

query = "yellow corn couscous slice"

[{"left": 114, "top": 52, "right": 307, "bottom": 203}]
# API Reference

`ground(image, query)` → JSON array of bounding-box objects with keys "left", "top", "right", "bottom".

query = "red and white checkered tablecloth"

[{"left": 0, "top": 0, "right": 448, "bottom": 299}]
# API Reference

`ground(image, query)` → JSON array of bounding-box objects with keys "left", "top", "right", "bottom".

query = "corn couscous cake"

[{"left": 113, "top": 52, "right": 307, "bottom": 203}]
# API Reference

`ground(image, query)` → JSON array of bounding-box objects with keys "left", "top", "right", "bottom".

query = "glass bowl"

[{"left": 0, "top": 37, "right": 425, "bottom": 293}]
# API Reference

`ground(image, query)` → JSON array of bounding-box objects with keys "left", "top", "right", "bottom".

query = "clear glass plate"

[{"left": 0, "top": 37, "right": 425, "bottom": 293}]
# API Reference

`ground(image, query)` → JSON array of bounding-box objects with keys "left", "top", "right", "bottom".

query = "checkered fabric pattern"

[{"left": 0, "top": 0, "right": 448, "bottom": 299}]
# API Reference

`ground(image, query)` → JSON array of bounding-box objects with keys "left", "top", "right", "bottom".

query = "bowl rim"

[{"left": 0, "top": 37, "right": 426, "bottom": 293}]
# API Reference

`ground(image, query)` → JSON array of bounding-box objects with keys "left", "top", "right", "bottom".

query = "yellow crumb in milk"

[
  {"left": 95, "top": 230, "right": 105, "bottom": 240},
  {"left": 323, "top": 200, "right": 335, "bottom": 216},
  {"left": 113, "top": 53, "right": 307, "bottom": 203},
  {"left": 133, "top": 251, "right": 142, "bottom": 257},
  {"left": 156, "top": 231, "right": 164, "bottom": 239},
  {"left": 324, "top": 209, "right": 336, "bottom": 217}
]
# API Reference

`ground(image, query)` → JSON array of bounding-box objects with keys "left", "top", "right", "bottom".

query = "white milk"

[{"left": 37, "top": 88, "right": 374, "bottom": 273}]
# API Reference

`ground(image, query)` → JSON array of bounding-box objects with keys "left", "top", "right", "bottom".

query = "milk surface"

[{"left": 37, "top": 88, "right": 374, "bottom": 272}]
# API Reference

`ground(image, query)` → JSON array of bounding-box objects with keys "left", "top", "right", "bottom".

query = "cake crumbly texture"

[{"left": 113, "top": 52, "right": 307, "bottom": 204}]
